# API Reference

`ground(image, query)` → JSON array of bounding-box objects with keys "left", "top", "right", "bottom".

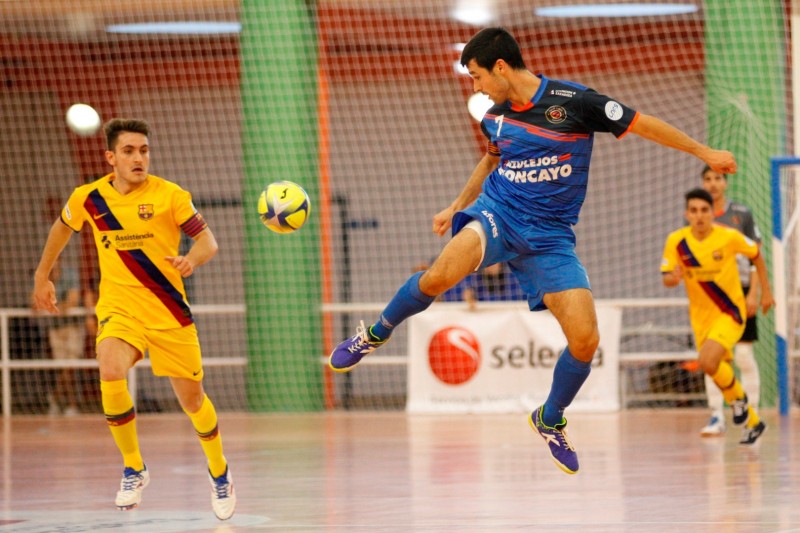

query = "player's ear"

[{"left": 104, "top": 150, "right": 115, "bottom": 166}]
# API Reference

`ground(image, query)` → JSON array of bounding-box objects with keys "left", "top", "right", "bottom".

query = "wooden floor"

[{"left": 1, "top": 410, "right": 799, "bottom": 532}]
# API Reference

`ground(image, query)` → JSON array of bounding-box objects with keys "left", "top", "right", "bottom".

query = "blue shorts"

[{"left": 452, "top": 195, "right": 591, "bottom": 311}]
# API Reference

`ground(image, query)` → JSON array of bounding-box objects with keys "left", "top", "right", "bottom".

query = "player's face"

[
  {"left": 685, "top": 198, "right": 714, "bottom": 236},
  {"left": 701, "top": 170, "right": 727, "bottom": 203},
  {"left": 106, "top": 132, "right": 150, "bottom": 190},
  {"left": 467, "top": 59, "right": 509, "bottom": 104}
]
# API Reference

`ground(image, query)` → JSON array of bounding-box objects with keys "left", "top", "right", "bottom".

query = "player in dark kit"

[{"left": 329, "top": 27, "right": 737, "bottom": 474}]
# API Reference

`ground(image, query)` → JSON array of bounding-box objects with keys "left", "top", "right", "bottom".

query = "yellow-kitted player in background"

[{"left": 661, "top": 188, "right": 774, "bottom": 445}]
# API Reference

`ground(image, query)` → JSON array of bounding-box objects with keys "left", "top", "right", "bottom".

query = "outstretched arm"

[
  {"left": 631, "top": 114, "right": 737, "bottom": 174},
  {"left": 432, "top": 153, "right": 500, "bottom": 237},
  {"left": 32, "top": 220, "right": 75, "bottom": 313}
]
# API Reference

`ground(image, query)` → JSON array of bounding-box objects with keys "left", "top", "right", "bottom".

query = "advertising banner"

[{"left": 407, "top": 305, "right": 621, "bottom": 413}]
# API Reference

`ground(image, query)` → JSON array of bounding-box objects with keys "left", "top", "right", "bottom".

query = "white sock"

[
  {"left": 703, "top": 373, "right": 724, "bottom": 419},
  {"left": 735, "top": 342, "right": 760, "bottom": 409}
]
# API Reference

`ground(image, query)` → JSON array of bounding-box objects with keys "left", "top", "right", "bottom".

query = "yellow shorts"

[
  {"left": 96, "top": 313, "right": 203, "bottom": 380},
  {"left": 693, "top": 313, "right": 745, "bottom": 362}
]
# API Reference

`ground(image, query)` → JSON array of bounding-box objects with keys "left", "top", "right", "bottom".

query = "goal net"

[
  {"left": 0, "top": 0, "right": 792, "bottom": 414},
  {"left": 772, "top": 157, "right": 800, "bottom": 414}
]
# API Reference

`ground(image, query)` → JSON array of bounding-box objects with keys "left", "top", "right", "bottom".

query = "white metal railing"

[
  {"left": 0, "top": 305, "right": 246, "bottom": 417},
  {"left": 320, "top": 298, "right": 792, "bottom": 407},
  {"left": 3, "top": 298, "right": 792, "bottom": 414},
  {"left": 321, "top": 297, "right": 697, "bottom": 365}
]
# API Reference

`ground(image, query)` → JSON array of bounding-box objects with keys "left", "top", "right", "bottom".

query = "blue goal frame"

[{"left": 770, "top": 156, "right": 800, "bottom": 415}]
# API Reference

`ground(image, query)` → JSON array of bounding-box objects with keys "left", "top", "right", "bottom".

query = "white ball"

[
  {"left": 467, "top": 93, "right": 493, "bottom": 122},
  {"left": 65, "top": 103, "right": 101, "bottom": 136}
]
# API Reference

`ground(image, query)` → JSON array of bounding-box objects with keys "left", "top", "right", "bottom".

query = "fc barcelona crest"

[{"left": 138, "top": 204, "right": 154, "bottom": 221}]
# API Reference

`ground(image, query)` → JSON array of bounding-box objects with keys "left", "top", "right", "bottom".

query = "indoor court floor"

[{"left": 1, "top": 409, "right": 799, "bottom": 532}]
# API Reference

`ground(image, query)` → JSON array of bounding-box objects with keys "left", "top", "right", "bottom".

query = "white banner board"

[{"left": 407, "top": 305, "right": 621, "bottom": 413}]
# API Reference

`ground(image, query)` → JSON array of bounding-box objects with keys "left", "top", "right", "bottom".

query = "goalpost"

[{"left": 771, "top": 157, "right": 800, "bottom": 415}]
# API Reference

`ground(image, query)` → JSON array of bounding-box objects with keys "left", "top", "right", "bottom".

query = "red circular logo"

[{"left": 428, "top": 327, "right": 481, "bottom": 385}]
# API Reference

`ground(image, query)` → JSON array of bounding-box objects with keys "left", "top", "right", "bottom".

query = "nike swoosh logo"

[
  {"left": 93, "top": 212, "right": 109, "bottom": 220},
  {"left": 192, "top": 370, "right": 201, "bottom": 376}
]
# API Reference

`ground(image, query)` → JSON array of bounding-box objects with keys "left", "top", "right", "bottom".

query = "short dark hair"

[
  {"left": 460, "top": 27, "right": 526, "bottom": 71},
  {"left": 701, "top": 165, "right": 727, "bottom": 181},
  {"left": 103, "top": 118, "right": 150, "bottom": 150},
  {"left": 685, "top": 187, "right": 713, "bottom": 207}
]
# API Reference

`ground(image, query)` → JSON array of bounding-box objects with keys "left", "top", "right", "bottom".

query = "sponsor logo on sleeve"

[{"left": 605, "top": 100, "right": 623, "bottom": 120}]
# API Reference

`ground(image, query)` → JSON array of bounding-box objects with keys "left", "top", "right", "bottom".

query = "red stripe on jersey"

[
  {"left": 116, "top": 250, "right": 194, "bottom": 326},
  {"left": 485, "top": 114, "right": 590, "bottom": 142}
]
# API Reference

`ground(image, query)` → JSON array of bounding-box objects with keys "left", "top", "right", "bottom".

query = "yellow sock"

[
  {"left": 745, "top": 406, "right": 761, "bottom": 428},
  {"left": 711, "top": 361, "right": 744, "bottom": 404},
  {"left": 185, "top": 394, "right": 227, "bottom": 477},
  {"left": 100, "top": 379, "right": 144, "bottom": 471}
]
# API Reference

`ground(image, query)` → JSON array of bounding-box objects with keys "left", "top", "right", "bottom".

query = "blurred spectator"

[
  {"left": 43, "top": 259, "right": 84, "bottom": 416},
  {"left": 440, "top": 262, "right": 526, "bottom": 310}
]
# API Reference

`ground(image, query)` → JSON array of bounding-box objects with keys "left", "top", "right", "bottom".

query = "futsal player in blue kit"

[{"left": 329, "top": 27, "right": 738, "bottom": 474}]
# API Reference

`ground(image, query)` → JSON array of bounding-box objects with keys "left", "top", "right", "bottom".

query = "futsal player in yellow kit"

[
  {"left": 661, "top": 188, "right": 773, "bottom": 444},
  {"left": 32, "top": 118, "right": 236, "bottom": 519}
]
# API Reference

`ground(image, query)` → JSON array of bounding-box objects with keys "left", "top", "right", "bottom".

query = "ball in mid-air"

[
  {"left": 65, "top": 103, "right": 101, "bottom": 136},
  {"left": 258, "top": 181, "right": 311, "bottom": 234}
]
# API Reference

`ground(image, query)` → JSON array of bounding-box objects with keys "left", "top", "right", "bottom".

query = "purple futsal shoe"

[
  {"left": 529, "top": 406, "right": 579, "bottom": 474},
  {"left": 329, "top": 320, "right": 389, "bottom": 373}
]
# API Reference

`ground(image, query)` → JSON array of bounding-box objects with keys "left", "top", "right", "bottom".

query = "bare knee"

[
  {"left": 568, "top": 328, "right": 600, "bottom": 362},
  {"left": 96, "top": 340, "right": 139, "bottom": 381},
  {"left": 172, "top": 378, "right": 206, "bottom": 413},
  {"left": 698, "top": 355, "right": 719, "bottom": 376},
  {"left": 697, "top": 340, "right": 726, "bottom": 376},
  {"left": 181, "top": 392, "right": 205, "bottom": 413},
  {"left": 419, "top": 269, "right": 455, "bottom": 296}
]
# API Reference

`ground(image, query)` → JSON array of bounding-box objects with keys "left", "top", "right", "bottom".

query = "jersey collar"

[
  {"left": 714, "top": 199, "right": 732, "bottom": 218},
  {"left": 508, "top": 74, "right": 548, "bottom": 112}
]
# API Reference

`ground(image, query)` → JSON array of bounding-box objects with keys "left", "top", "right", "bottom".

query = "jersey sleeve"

[
  {"left": 579, "top": 89, "right": 639, "bottom": 138},
  {"left": 60, "top": 187, "right": 88, "bottom": 232},
  {"left": 660, "top": 233, "right": 679, "bottom": 273},
  {"left": 480, "top": 121, "right": 501, "bottom": 156},
  {"left": 172, "top": 188, "right": 208, "bottom": 238},
  {"left": 730, "top": 229, "right": 760, "bottom": 261},
  {"left": 741, "top": 209, "right": 762, "bottom": 243}
]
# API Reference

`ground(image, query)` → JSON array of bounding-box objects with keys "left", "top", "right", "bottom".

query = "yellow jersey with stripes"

[
  {"left": 661, "top": 224, "right": 759, "bottom": 331},
  {"left": 61, "top": 173, "right": 208, "bottom": 329}
]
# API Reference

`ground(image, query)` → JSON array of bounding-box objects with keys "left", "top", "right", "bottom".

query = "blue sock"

[
  {"left": 541, "top": 348, "right": 592, "bottom": 427},
  {"left": 370, "top": 271, "right": 435, "bottom": 340}
]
